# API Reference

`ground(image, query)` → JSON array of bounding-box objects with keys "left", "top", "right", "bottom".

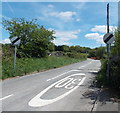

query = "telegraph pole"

[
  {"left": 103, "top": 4, "right": 114, "bottom": 78},
  {"left": 106, "top": 3, "right": 110, "bottom": 77},
  {"left": 107, "top": 3, "right": 109, "bottom": 33}
]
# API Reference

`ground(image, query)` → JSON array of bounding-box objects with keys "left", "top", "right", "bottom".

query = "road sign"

[
  {"left": 10, "top": 36, "right": 21, "bottom": 71},
  {"left": 10, "top": 36, "right": 21, "bottom": 46},
  {"left": 103, "top": 33, "right": 114, "bottom": 44}
]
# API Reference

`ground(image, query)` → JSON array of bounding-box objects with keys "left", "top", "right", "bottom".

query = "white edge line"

[{"left": 0, "top": 94, "right": 14, "bottom": 101}]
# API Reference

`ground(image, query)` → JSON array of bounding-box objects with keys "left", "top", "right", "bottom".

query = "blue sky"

[{"left": 1, "top": 2, "right": 118, "bottom": 48}]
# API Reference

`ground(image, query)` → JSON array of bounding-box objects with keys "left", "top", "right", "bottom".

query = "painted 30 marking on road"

[{"left": 28, "top": 73, "right": 86, "bottom": 107}]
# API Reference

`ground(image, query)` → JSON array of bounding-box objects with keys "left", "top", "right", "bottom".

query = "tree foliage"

[
  {"left": 96, "top": 47, "right": 105, "bottom": 59},
  {"left": 55, "top": 45, "right": 70, "bottom": 52},
  {"left": 97, "top": 28, "right": 120, "bottom": 89},
  {"left": 110, "top": 28, "right": 120, "bottom": 89},
  {"left": 88, "top": 47, "right": 105, "bottom": 59},
  {"left": 2, "top": 18, "right": 55, "bottom": 57},
  {"left": 55, "top": 45, "right": 91, "bottom": 53}
]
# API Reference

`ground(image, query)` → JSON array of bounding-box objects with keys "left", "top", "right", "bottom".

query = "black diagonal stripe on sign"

[
  {"left": 104, "top": 34, "right": 113, "bottom": 43},
  {"left": 12, "top": 37, "right": 20, "bottom": 44}
]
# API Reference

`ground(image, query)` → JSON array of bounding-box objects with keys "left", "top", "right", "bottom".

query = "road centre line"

[
  {"left": 0, "top": 94, "right": 14, "bottom": 101},
  {"left": 46, "top": 70, "right": 80, "bottom": 81}
]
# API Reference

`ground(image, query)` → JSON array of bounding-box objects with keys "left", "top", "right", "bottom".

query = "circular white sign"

[{"left": 103, "top": 33, "right": 114, "bottom": 44}]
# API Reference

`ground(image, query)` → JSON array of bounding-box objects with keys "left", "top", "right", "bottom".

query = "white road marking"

[
  {"left": 78, "top": 66, "right": 85, "bottom": 69},
  {"left": 55, "top": 78, "right": 74, "bottom": 88},
  {"left": 46, "top": 70, "right": 80, "bottom": 81},
  {"left": 89, "top": 70, "right": 98, "bottom": 73},
  {"left": 78, "top": 61, "right": 93, "bottom": 69},
  {"left": 54, "top": 73, "right": 85, "bottom": 89},
  {"left": 0, "top": 94, "right": 13, "bottom": 101},
  {"left": 29, "top": 73, "right": 86, "bottom": 107}
]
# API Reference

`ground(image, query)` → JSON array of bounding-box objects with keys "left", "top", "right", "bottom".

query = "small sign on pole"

[
  {"left": 10, "top": 36, "right": 21, "bottom": 46},
  {"left": 10, "top": 36, "right": 21, "bottom": 70},
  {"left": 103, "top": 33, "right": 114, "bottom": 44}
]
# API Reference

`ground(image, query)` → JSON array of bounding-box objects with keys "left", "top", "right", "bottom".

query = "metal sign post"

[
  {"left": 10, "top": 36, "right": 21, "bottom": 70},
  {"left": 14, "top": 45, "right": 17, "bottom": 70}
]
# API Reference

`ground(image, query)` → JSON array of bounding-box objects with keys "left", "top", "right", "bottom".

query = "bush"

[
  {"left": 66, "top": 52, "right": 87, "bottom": 59},
  {"left": 97, "top": 58, "right": 120, "bottom": 90},
  {"left": 96, "top": 28, "right": 120, "bottom": 90},
  {"left": 110, "top": 57, "right": 120, "bottom": 89},
  {"left": 96, "top": 59, "right": 108, "bottom": 87}
]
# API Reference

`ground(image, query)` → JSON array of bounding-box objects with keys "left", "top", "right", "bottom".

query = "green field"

[{"left": 2, "top": 56, "right": 86, "bottom": 80}]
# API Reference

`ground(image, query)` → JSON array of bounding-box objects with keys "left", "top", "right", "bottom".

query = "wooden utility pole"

[
  {"left": 106, "top": 3, "right": 110, "bottom": 77},
  {"left": 107, "top": 3, "right": 109, "bottom": 33}
]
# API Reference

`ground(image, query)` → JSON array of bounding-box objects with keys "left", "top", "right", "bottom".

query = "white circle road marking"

[{"left": 28, "top": 73, "right": 86, "bottom": 107}]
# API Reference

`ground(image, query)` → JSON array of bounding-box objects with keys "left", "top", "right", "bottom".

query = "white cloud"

[
  {"left": 49, "top": 11, "right": 77, "bottom": 22},
  {"left": 91, "top": 25, "right": 117, "bottom": 33},
  {"left": 85, "top": 25, "right": 117, "bottom": 44},
  {"left": 52, "top": 29, "right": 81, "bottom": 45},
  {"left": 0, "top": 38, "right": 11, "bottom": 44},
  {"left": 85, "top": 33, "right": 104, "bottom": 44},
  {"left": 48, "top": 4, "right": 54, "bottom": 8},
  {"left": 76, "top": 18, "right": 80, "bottom": 22}
]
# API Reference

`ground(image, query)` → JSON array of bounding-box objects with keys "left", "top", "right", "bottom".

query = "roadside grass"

[{"left": 2, "top": 56, "right": 86, "bottom": 80}]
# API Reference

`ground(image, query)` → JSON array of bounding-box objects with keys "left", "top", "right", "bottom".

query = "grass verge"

[{"left": 2, "top": 56, "right": 86, "bottom": 80}]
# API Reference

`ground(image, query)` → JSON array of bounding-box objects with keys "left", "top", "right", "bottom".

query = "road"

[{"left": 1, "top": 59, "right": 101, "bottom": 111}]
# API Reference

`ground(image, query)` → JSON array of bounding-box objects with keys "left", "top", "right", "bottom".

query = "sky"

[{"left": 0, "top": 1, "right": 118, "bottom": 48}]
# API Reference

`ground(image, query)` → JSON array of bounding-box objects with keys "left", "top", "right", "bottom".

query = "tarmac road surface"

[{"left": 1, "top": 59, "right": 101, "bottom": 111}]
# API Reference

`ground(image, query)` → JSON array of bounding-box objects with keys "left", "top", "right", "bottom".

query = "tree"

[
  {"left": 111, "top": 28, "right": 120, "bottom": 57},
  {"left": 62, "top": 45, "right": 69, "bottom": 52},
  {"left": 2, "top": 18, "right": 55, "bottom": 57},
  {"left": 88, "top": 49, "right": 96, "bottom": 58},
  {"left": 109, "top": 28, "right": 120, "bottom": 88},
  {"left": 55, "top": 45, "right": 69, "bottom": 52},
  {"left": 69, "top": 46, "right": 81, "bottom": 52},
  {"left": 96, "top": 47, "right": 105, "bottom": 59}
]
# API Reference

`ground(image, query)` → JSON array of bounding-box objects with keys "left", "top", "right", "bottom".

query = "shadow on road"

[{"left": 81, "top": 72, "right": 120, "bottom": 112}]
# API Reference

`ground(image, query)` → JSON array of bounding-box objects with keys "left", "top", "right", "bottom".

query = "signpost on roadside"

[
  {"left": 10, "top": 36, "right": 21, "bottom": 70},
  {"left": 103, "top": 3, "right": 114, "bottom": 77}
]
